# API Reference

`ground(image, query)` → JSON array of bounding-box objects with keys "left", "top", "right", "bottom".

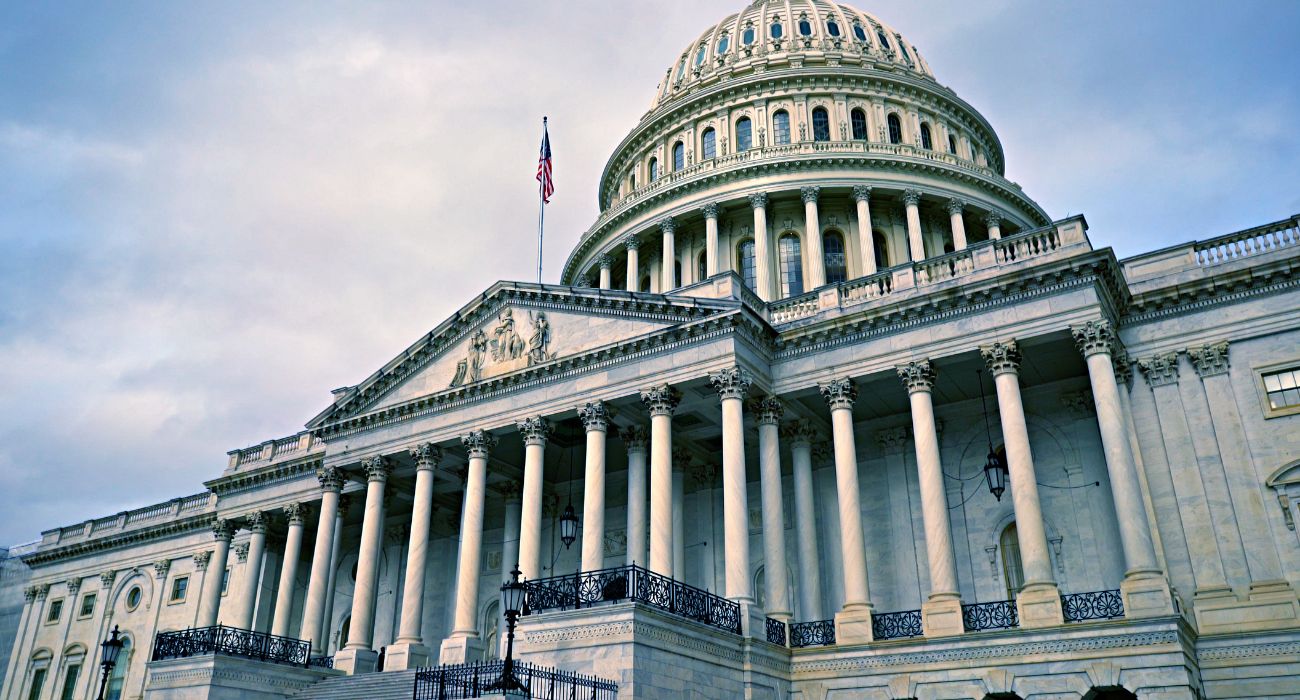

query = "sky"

[{"left": 1, "top": 1, "right": 1298, "bottom": 546}]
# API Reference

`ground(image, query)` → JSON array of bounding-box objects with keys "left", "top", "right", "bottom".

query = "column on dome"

[
  {"left": 335, "top": 456, "right": 393, "bottom": 674},
  {"left": 852, "top": 185, "right": 877, "bottom": 276},
  {"left": 517, "top": 416, "right": 551, "bottom": 582},
  {"left": 818, "top": 378, "right": 875, "bottom": 643},
  {"left": 703, "top": 202, "right": 720, "bottom": 277},
  {"left": 985, "top": 211, "right": 1003, "bottom": 240},
  {"left": 710, "top": 366, "right": 755, "bottom": 608},
  {"left": 197, "top": 520, "right": 234, "bottom": 628},
  {"left": 301, "top": 467, "right": 343, "bottom": 651},
  {"left": 271, "top": 503, "right": 306, "bottom": 637},
  {"left": 233, "top": 512, "right": 269, "bottom": 631},
  {"left": 624, "top": 235, "right": 640, "bottom": 292},
  {"left": 980, "top": 340, "right": 1064, "bottom": 627},
  {"left": 660, "top": 218, "right": 676, "bottom": 291},
  {"left": 578, "top": 401, "right": 611, "bottom": 573},
  {"left": 439, "top": 431, "right": 495, "bottom": 665},
  {"left": 784, "top": 421, "right": 823, "bottom": 621},
  {"left": 1070, "top": 321, "right": 1175, "bottom": 618},
  {"left": 801, "top": 186, "right": 826, "bottom": 289},
  {"left": 946, "top": 198, "right": 968, "bottom": 251},
  {"left": 753, "top": 396, "right": 792, "bottom": 621},
  {"left": 896, "top": 360, "right": 964, "bottom": 636},
  {"left": 903, "top": 189, "right": 925, "bottom": 261},
  {"left": 750, "top": 193, "right": 774, "bottom": 300},
  {"left": 640, "top": 385, "right": 681, "bottom": 577},
  {"left": 388, "top": 443, "right": 443, "bottom": 670},
  {"left": 597, "top": 254, "right": 613, "bottom": 290},
  {"left": 622, "top": 426, "right": 649, "bottom": 567}
]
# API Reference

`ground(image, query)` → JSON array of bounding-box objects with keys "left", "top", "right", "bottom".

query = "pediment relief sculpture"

[{"left": 449, "top": 307, "right": 557, "bottom": 388}]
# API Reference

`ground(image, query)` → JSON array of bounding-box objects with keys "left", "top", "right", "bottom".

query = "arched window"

[
  {"left": 27, "top": 651, "right": 52, "bottom": 700},
  {"left": 887, "top": 113, "right": 902, "bottom": 144},
  {"left": 948, "top": 133, "right": 958, "bottom": 154},
  {"left": 736, "top": 117, "right": 752, "bottom": 152},
  {"left": 811, "top": 107, "right": 830, "bottom": 142},
  {"left": 672, "top": 142, "right": 685, "bottom": 171},
  {"left": 629, "top": 170, "right": 636, "bottom": 190},
  {"left": 853, "top": 24, "right": 867, "bottom": 42},
  {"left": 673, "top": 260, "right": 682, "bottom": 288},
  {"left": 1000, "top": 519, "right": 1025, "bottom": 600},
  {"left": 823, "top": 231, "right": 847, "bottom": 284},
  {"left": 920, "top": 122, "right": 933, "bottom": 150},
  {"left": 676, "top": 56, "right": 688, "bottom": 81},
  {"left": 640, "top": 275, "right": 651, "bottom": 292},
  {"left": 876, "top": 29, "right": 891, "bottom": 49},
  {"left": 742, "top": 27, "right": 755, "bottom": 45},
  {"left": 770, "top": 22, "right": 783, "bottom": 39},
  {"left": 717, "top": 35, "right": 729, "bottom": 54},
  {"left": 648, "top": 157, "right": 658, "bottom": 181},
  {"left": 701, "top": 128, "right": 717, "bottom": 160},
  {"left": 850, "top": 108, "right": 868, "bottom": 140},
  {"left": 104, "top": 636, "right": 132, "bottom": 700},
  {"left": 772, "top": 110, "right": 791, "bottom": 145},
  {"left": 798, "top": 19, "right": 813, "bottom": 36},
  {"left": 738, "top": 240, "right": 757, "bottom": 291},
  {"left": 897, "top": 39, "right": 913, "bottom": 64},
  {"left": 697, "top": 251, "right": 707, "bottom": 281},
  {"left": 694, "top": 44, "right": 707, "bottom": 67},
  {"left": 873, "top": 230, "right": 890, "bottom": 268},
  {"left": 826, "top": 20, "right": 841, "bottom": 37},
  {"left": 778, "top": 234, "right": 804, "bottom": 297},
  {"left": 59, "top": 648, "right": 85, "bottom": 700}
]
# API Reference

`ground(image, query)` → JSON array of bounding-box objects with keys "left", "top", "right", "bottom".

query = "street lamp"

[
  {"left": 488, "top": 566, "right": 528, "bottom": 693},
  {"left": 96, "top": 625, "right": 124, "bottom": 700}
]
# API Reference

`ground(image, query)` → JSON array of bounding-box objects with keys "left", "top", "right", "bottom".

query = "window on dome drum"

[
  {"left": 648, "top": 157, "right": 659, "bottom": 181},
  {"left": 853, "top": 23, "right": 867, "bottom": 42},
  {"left": 812, "top": 107, "right": 830, "bottom": 142},
  {"left": 873, "top": 230, "right": 890, "bottom": 268},
  {"left": 1000, "top": 517, "right": 1024, "bottom": 599},
  {"left": 948, "top": 133, "right": 958, "bottom": 154},
  {"left": 676, "top": 57, "right": 687, "bottom": 81},
  {"left": 778, "top": 234, "right": 804, "bottom": 297},
  {"left": 826, "top": 20, "right": 841, "bottom": 37},
  {"left": 46, "top": 599, "right": 62, "bottom": 623},
  {"left": 736, "top": 117, "right": 752, "bottom": 152},
  {"left": 1263, "top": 367, "right": 1300, "bottom": 414},
  {"left": 770, "top": 22, "right": 783, "bottom": 39},
  {"left": 697, "top": 252, "right": 707, "bottom": 281},
  {"left": 851, "top": 108, "right": 868, "bottom": 140},
  {"left": 629, "top": 171, "right": 636, "bottom": 190},
  {"left": 701, "top": 128, "right": 717, "bottom": 160},
  {"left": 876, "top": 29, "right": 890, "bottom": 49},
  {"left": 920, "top": 122, "right": 933, "bottom": 149},
  {"left": 897, "top": 39, "right": 912, "bottom": 63},
  {"left": 773, "top": 110, "right": 791, "bottom": 145},
  {"left": 798, "top": 19, "right": 812, "bottom": 36},
  {"left": 823, "top": 231, "right": 847, "bottom": 284},
  {"left": 673, "top": 142, "right": 685, "bottom": 171},
  {"left": 743, "top": 27, "right": 755, "bottom": 45},
  {"left": 887, "top": 113, "right": 903, "bottom": 144},
  {"left": 78, "top": 593, "right": 95, "bottom": 618},
  {"left": 169, "top": 576, "right": 188, "bottom": 603},
  {"left": 738, "top": 240, "right": 757, "bottom": 291},
  {"left": 695, "top": 44, "right": 707, "bottom": 67},
  {"left": 717, "top": 35, "right": 729, "bottom": 54},
  {"left": 59, "top": 664, "right": 80, "bottom": 700}
]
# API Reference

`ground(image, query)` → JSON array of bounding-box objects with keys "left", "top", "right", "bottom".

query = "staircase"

[{"left": 289, "top": 669, "right": 418, "bottom": 700}]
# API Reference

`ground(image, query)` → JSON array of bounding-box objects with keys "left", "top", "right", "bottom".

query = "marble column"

[
  {"left": 321, "top": 495, "right": 349, "bottom": 653},
  {"left": 710, "top": 366, "right": 754, "bottom": 608},
  {"left": 336, "top": 456, "right": 393, "bottom": 674},
  {"left": 579, "top": 401, "right": 610, "bottom": 573},
  {"left": 660, "top": 218, "right": 676, "bottom": 291},
  {"left": 903, "top": 189, "right": 925, "bottom": 262},
  {"left": 754, "top": 397, "right": 792, "bottom": 620},
  {"left": 672, "top": 448, "right": 687, "bottom": 580},
  {"left": 818, "top": 378, "right": 874, "bottom": 642},
  {"left": 232, "top": 512, "right": 268, "bottom": 631},
  {"left": 271, "top": 503, "right": 306, "bottom": 637},
  {"left": 897, "top": 361, "right": 964, "bottom": 636},
  {"left": 439, "top": 431, "right": 495, "bottom": 665},
  {"left": 517, "top": 416, "right": 551, "bottom": 582},
  {"left": 852, "top": 185, "right": 877, "bottom": 276},
  {"left": 624, "top": 235, "right": 640, "bottom": 292},
  {"left": 1071, "top": 321, "right": 1174, "bottom": 618},
  {"left": 641, "top": 385, "right": 681, "bottom": 577},
  {"left": 985, "top": 211, "right": 1003, "bottom": 240},
  {"left": 703, "top": 203, "right": 720, "bottom": 277},
  {"left": 801, "top": 186, "right": 826, "bottom": 289},
  {"left": 301, "top": 468, "right": 343, "bottom": 652},
  {"left": 597, "top": 254, "right": 613, "bottom": 290},
  {"left": 750, "top": 193, "right": 774, "bottom": 300},
  {"left": 497, "top": 482, "right": 522, "bottom": 657},
  {"left": 946, "top": 198, "right": 968, "bottom": 251},
  {"left": 195, "top": 520, "right": 233, "bottom": 628},
  {"left": 784, "top": 421, "right": 823, "bottom": 621},
  {"left": 623, "top": 426, "right": 649, "bottom": 567},
  {"left": 389, "top": 444, "right": 443, "bottom": 670},
  {"left": 980, "top": 340, "right": 1063, "bottom": 627}
]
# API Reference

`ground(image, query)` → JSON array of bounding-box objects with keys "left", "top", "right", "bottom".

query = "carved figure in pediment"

[
  {"left": 450, "top": 329, "right": 490, "bottom": 388},
  {"left": 526, "top": 311, "right": 556, "bottom": 366},
  {"left": 490, "top": 308, "right": 525, "bottom": 362}
]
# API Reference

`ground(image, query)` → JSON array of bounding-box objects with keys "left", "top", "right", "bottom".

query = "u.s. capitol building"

[{"left": 5, "top": 2, "right": 1300, "bottom": 699}]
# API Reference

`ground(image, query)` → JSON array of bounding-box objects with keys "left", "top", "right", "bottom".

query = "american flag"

[{"left": 537, "top": 117, "right": 554, "bottom": 204}]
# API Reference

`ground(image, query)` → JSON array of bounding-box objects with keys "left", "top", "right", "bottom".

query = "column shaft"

[
  {"left": 661, "top": 221, "right": 676, "bottom": 291},
  {"left": 649, "top": 412, "right": 674, "bottom": 576},
  {"left": 830, "top": 406, "right": 871, "bottom": 607},
  {"left": 901, "top": 368, "right": 959, "bottom": 597},
  {"left": 395, "top": 449, "right": 439, "bottom": 646},
  {"left": 497, "top": 492, "right": 522, "bottom": 656},
  {"left": 579, "top": 403, "right": 609, "bottom": 573},
  {"left": 751, "top": 195, "right": 773, "bottom": 300},
  {"left": 625, "top": 430, "right": 649, "bottom": 567},
  {"left": 598, "top": 258, "right": 612, "bottom": 290},
  {"left": 302, "top": 483, "right": 341, "bottom": 652},
  {"left": 271, "top": 509, "right": 305, "bottom": 637},
  {"left": 344, "top": 458, "right": 391, "bottom": 650},
  {"left": 711, "top": 367, "right": 754, "bottom": 604},
  {"left": 517, "top": 418, "right": 550, "bottom": 581},
  {"left": 903, "top": 191, "right": 924, "bottom": 261},
  {"left": 789, "top": 434, "right": 823, "bottom": 620},
  {"left": 947, "top": 200, "right": 968, "bottom": 251},
  {"left": 451, "top": 444, "right": 490, "bottom": 636},
  {"left": 233, "top": 520, "right": 268, "bottom": 630},
  {"left": 321, "top": 502, "right": 346, "bottom": 650},
  {"left": 625, "top": 240, "right": 640, "bottom": 292},
  {"left": 853, "top": 188, "right": 876, "bottom": 276},
  {"left": 757, "top": 405, "right": 791, "bottom": 619},
  {"left": 802, "top": 189, "right": 826, "bottom": 289},
  {"left": 197, "top": 522, "right": 233, "bottom": 628},
  {"left": 994, "top": 370, "right": 1053, "bottom": 585},
  {"left": 704, "top": 206, "right": 719, "bottom": 276},
  {"left": 672, "top": 468, "right": 685, "bottom": 580}
]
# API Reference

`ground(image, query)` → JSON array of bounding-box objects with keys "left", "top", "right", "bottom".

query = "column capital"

[
  {"left": 819, "top": 377, "right": 858, "bottom": 410},
  {"left": 23, "top": 585, "right": 38, "bottom": 602},
  {"left": 851, "top": 184, "right": 872, "bottom": 202},
  {"left": 1070, "top": 320, "right": 1116, "bottom": 358},
  {"left": 980, "top": 340, "right": 1022, "bottom": 376},
  {"left": 284, "top": 502, "right": 308, "bottom": 524},
  {"left": 578, "top": 400, "right": 612, "bottom": 432},
  {"left": 1113, "top": 353, "right": 1135, "bottom": 389},
  {"left": 517, "top": 416, "right": 552, "bottom": 446},
  {"left": 233, "top": 543, "right": 250, "bottom": 563},
  {"left": 316, "top": 466, "right": 346, "bottom": 493},
  {"left": 709, "top": 365, "right": 753, "bottom": 402},
  {"left": 623, "top": 234, "right": 641, "bottom": 251},
  {"left": 945, "top": 198, "right": 966, "bottom": 216},
  {"left": 362, "top": 455, "right": 394, "bottom": 482},
  {"left": 896, "top": 360, "right": 936, "bottom": 393},
  {"left": 244, "top": 510, "right": 269, "bottom": 534},
  {"left": 461, "top": 429, "right": 498, "bottom": 458},
  {"left": 801, "top": 185, "right": 821, "bottom": 204},
  {"left": 749, "top": 396, "right": 785, "bottom": 425},
  {"left": 984, "top": 210, "right": 1004, "bottom": 227},
  {"left": 212, "top": 518, "right": 235, "bottom": 542},
  {"left": 1187, "top": 341, "right": 1230, "bottom": 378},
  {"left": 875, "top": 425, "right": 912, "bottom": 451},
  {"left": 34, "top": 583, "right": 51, "bottom": 600},
  {"left": 641, "top": 384, "right": 682, "bottom": 416},
  {"left": 748, "top": 192, "right": 769, "bottom": 209},
  {"left": 596, "top": 254, "right": 613, "bottom": 270},
  {"left": 154, "top": 560, "right": 171, "bottom": 579},
  {"left": 575, "top": 272, "right": 591, "bottom": 287},
  {"left": 495, "top": 479, "right": 523, "bottom": 502},
  {"left": 409, "top": 443, "right": 443, "bottom": 471},
  {"left": 690, "top": 461, "right": 718, "bottom": 488},
  {"left": 337, "top": 493, "right": 353, "bottom": 518},
  {"left": 1137, "top": 353, "right": 1181, "bottom": 387},
  {"left": 702, "top": 202, "right": 719, "bottom": 219},
  {"left": 66, "top": 577, "right": 82, "bottom": 595},
  {"left": 902, "top": 188, "right": 923, "bottom": 207},
  {"left": 99, "top": 570, "right": 116, "bottom": 588},
  {"left": 193, "top": 551, "right": 212, "bottom": 571},
  {"left": 659, "top": 217, "right": 676, "bottom": 235},
  {"left": 781, "top": 419, "right": 819, "bottom": 446},
  {"left": 620, "top": 424, "right": 649, "bottom": 450}
]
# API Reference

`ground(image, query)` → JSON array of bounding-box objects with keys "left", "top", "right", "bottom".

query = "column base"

[
  {"left": 438, "top": 635, "right": 485, "bottom": 665},
  {"left": 1016, "top": 582, "right": 1064, "bottom": 628},
  {"left": 833, "top": 604, "right": 874, "bottom": 645},
  {"left": 921, "top": 594, "right": 964, "bottom": 637},
  {"left": 1120, "top": 571, "right": 1176, "bottom": 619},
  {"left": 333, "top": 647, "right": 379, "bottom": 675},
  {"left": 1193, "top": 580, "right": 1300, "bottom": 635},
  {"left": 384, "top": 641, "right": 432, "bottom": 671}
]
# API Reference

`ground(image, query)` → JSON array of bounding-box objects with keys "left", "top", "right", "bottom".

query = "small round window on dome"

[
  {"left": 827, "top": 20, "right": 841, "bottom": 37},
  {"left": 770, "top": 22, "right": 783, "bottom": 39},
  {"left": 853, "top": 23, "right": 867, "bottom": 42},
  {"left": 743, "top": 27, "right": 755, "bottom": 45},
  {"left": 717, "top": 35, "right": 729, "bottom": 54},
  {"left": 695, "top": 44, "right": 707, "bottom": 66},
  {"left": 798, "top": 19, "right": 812, "bottom": 36}
]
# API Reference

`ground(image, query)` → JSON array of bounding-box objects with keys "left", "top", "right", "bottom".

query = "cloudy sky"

[{"left": 1, "top": 1, "right": 1297, "bottom": 546}]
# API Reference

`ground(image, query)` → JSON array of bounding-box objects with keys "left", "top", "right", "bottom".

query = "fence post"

[{"left": 574, "top": 570, "right": 581, "bottom": 610}]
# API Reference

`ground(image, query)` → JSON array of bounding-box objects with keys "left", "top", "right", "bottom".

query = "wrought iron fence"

[
  {"left": 150, "top": 625, "right": 311, "bottom": 667},
  {"left": 308, "top": 655, "right": 334, "bottom": 669},
  {"left": 1061, "top": 589, "right": 1124, "bottom": 622},
  {"left": 765, "top": 617, "right": 787, "bottom": 646},
  {"left": 413, "top": 660, "right": 617, "bottom": 700},
  {"left": 961, "top": 600, "right": 1019, "bottom": 632},
  {"left": 789, "top": 619, "right": 836, "bottom": 648},
  {"left": 523, "top": 564, "right": 741, "bottom": 635},
  {"left": 871, "top": 609, "right": 923, "bottom": 640}
]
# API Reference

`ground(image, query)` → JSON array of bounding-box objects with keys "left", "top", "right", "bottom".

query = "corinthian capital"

[
  {"left": 896, "top": 360, "right": 936, "bottom": 393},
  {"left": 781, "top": 419, "right": 818, "bottom": 446},
  {"left": 659, "top": 218, "right": 676, "bottom": 235},
  {"left": 980, "top": 340, "right": 1022, "bottom": 376},
  {"left": 641, "top": 384, "right": 683, "bottom": 416},
  {"left": 1187, "top": 341, "right": 1230, "bottom": 378},
  {"left": 902, "top": 189, "right": 922, "bottom": 207},
  {"left": 984, "top": 210, "right": 1003, "bottom": 228},
  {"left": 1113, "top": 353, "right": 1135, "bottom": 389},
  {"left": 851, "top": 184, "right": 872, "bottom": 203},
  {"left": 461, "top": 430, "right": 498, "bottom": 458},
  {"left": 620, "top": 425, "right": 649, "bottom": 450},
  {"left": 234, "top": 543, "right": 250, "bottom": 563},
  {"left": 211, "top": 518, "right": 235, "bottom": 541},
  {"left": 283, "top": 502, "right": 308, "bottom": 524},
  {"left": 1070, "top": 320, "right": 1116, "bottom": 358},
  {"left": 409, "top": 443, "right": 443, "bottom": 471},
  {"left": 193, "top": 551, "right": 212, "bottom": 571},
  {"left": 244, "top": 511, "right": 269, "bottom": 534},
  {"left": 361, "top": 455, "right": 393, "bottom": 482},
  {"left": 875, "top": 425, "right": 912, "bottom": 451},
  {"left": 316, "top": 466, "right": 346, "bottom": 492},
  {"left": 800, "top": 186, "right": 821, "bottom": 204},
  {"left": 748, "top": 192, "right": 769, "bottom": 210},
  {"left": 1137, "top": 353, "right": 1180, "bottom": 388},
  {"left": 623, "top": 234, "right": 641, "bottom": 251},
  {"left": 578, "top": 400, "right": 612, "bottom": 432},
  {"left": 945, "top": 198, "right": 966, "bottom": 216},
  {"left": 701, "top": 202, "right": 719, "bottom": 219},
  {"left": 154, "top": 560, "right": 171, "bottom": 579},
  {"left": 749, "top": 396, "right": 784, "bottom": 425},
  {"left": 517, "top": 416, "right": 552, "bottom": 446},
  {"left": 99, "top": 570, "right": 117, "bottom": 588},
  {"left": 596, "top": 254, "right": 613, "bottom": 270},
  {"left": 819, "top": 377, "right": 858, "bottom": 410},
  {"left": 23, "top": 586, "right": 39, "bottom": 602},
  {"left": 66, "top": 577, "right": 82, "bottom": 595},
  {"left": 709, "top": 365, "right": 753, "bottom": 402}
]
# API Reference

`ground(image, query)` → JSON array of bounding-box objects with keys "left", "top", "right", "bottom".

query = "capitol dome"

[{"left": 561, "top": 2, "right": 1051, "bottom": 303}]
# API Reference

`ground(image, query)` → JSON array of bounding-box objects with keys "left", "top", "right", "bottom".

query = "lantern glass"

[
  {"left": 984, "top": 451, "right": 1007, "bottom": 501},
  {"left": 559, "top": 503, "right": 579, "bottom": 549},
  {"left": 501, "top": 567, "right": 526, "bottom": 617},
  {"left": 101, "top": 625, "right": 124, "bottom": 667}
]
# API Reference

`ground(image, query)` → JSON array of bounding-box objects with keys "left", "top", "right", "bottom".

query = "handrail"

[
  {"left": 961, "top": 600, "right": 1019, "bottom": 632},
  {"left": 871, "top": 609, "right": 923, "bottom": 640},
  {"left": 413, "top": 660, "right": 617, "bottom": 700},
  {"left": 789, "top": 619, "right": 836, "bottom": 648},
  {"left": 150, "top": 625, "right": 311, "bottom": 668},
  {"left": 1061, "top": 589, "right": 1124, "bottom": 622}
]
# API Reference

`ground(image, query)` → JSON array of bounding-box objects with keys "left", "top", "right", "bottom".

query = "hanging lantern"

[
  {"left": 984, "top": 449, "right": 1008, "bottom": 501},
  {"left": 560, "top": 503, "right": 579, "bottom": 549}
]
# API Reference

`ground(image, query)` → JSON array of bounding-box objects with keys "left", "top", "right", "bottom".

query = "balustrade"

[
  {"left": 995, "top": 226, "right": 1060, "bottom": 263},
  {"left": 1194, "top": 217, "right": 1299, "bottom": 265},
  {"left": 414, "top": 660, "right": 617, "bottom": 700},
  {"left": 765, "top": 617, "right": 788, "bottom": 646},
  {"left": 151, "top": 625, "right": 311, "bottom": 668},
  {"left": 915, "top": 249, "right": 974, "bottom": 285},
  {"left": 1061, "top": 589, "right": 1124, "bottom": 622},
  {"left": 523, "top": 564, "right": 741, "bottom": 635},
  {"left": 961, "top": 600, "right": 1019, "bottom": 632}
]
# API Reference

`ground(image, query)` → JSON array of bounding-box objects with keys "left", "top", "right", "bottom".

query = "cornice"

[
  {"left": 205, "top": 457, "right": 323, "bottom": 497},
  {"left": 23, "top": 512, "right": 216, "bottom": 568},
  {"left": 1121, "top": 256, "right": 1300, "bottom": 325}
]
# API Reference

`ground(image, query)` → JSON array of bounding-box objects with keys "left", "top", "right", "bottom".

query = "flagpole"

[{"left": 536, "top": 116, "right": 547, "bottom": 284}]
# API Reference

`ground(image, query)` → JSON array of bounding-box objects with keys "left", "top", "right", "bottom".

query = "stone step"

[{"left": 289, "top": 669, "right": 419, "bottom": 700}]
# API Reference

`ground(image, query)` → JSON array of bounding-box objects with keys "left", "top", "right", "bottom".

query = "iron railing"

[
  {"left": 523, "top": 564, "right": 741, "bottom": 635},
  {"left": 150, "top": 625, "right": 311, "bottom": 667},
  {"left": 789, "top": 619, "right": 836, "bottom": 648},
  {"left": 1061, "top": 589, "right": 1124, "bottom": 622},
  {"left": 765, "top": 617, "right": 787, "bottom": 646},
  {"left": 413, "top": 660, "right": 617, "bottom": 700},
  {"left": 871, "top": 609, "right": 923, "bottom": 640},
  {"left": 308, "top": 655, "right": 334, "bottom": 669},
  {"left": 961, "top": 600, "right": 1019, "bottom": 632}
]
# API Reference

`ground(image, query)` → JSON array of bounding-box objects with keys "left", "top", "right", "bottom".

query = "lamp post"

[
  {"left": 96, "top": 625, "right": 124, "bottom": 700},
  {"left": 488, "top": 566, "right": 528, "bottom": 693},
  {"left": 977, "top": 369, "right": 1009, "bottom": 500}
]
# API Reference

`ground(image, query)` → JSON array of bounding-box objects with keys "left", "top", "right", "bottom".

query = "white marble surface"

[
  {"left": 581, "top": 428, "right": 607, "bottom": 574},
  {"left": 757, "top": 419, "right": 791, "bottom": 619},
  {"left": 908, "top": 388, "right": 959, "bottom": 597},
  {"left": 649, "top": 413, "right": 674, "bottom": 577},
  {"left": 300, "top": 489, "right": 339, "bottom": 651}
]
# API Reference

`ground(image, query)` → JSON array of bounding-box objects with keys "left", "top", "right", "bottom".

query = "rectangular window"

[
  {"left": 78, "top": 594, "right": 96, "bottom": 618},
  {"left": 27, "top": 668, "right": 46, "bottom": 700},
  {"left": 60, "top": 664, "right": 80, "bottom": 700},
  {"left": 1264, "top": 368, "right": 1300, "bottom": 411},
  {"left": 46, "top": 599, "right": 63, "bottom": 624},
  {"left": 221, "top": 568, "right": 231, "bottom": 595},
  {"left": 169, "top": 576, "right": 188, "bottom": 603}
]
